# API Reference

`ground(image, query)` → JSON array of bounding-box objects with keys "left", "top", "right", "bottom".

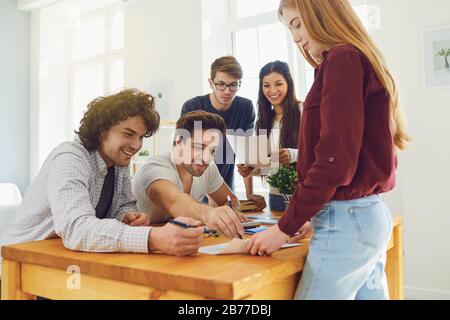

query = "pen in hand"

[
  {"left": 168, "top": 219, "right": 220, "bottom": 237},
  {"left": 227, "top": 195, "right": 243, "bottom": 240}
]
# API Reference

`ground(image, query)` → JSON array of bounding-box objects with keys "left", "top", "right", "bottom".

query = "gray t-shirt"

[{"left": 132, "top": 152, "right": 224, "bottom": 223}]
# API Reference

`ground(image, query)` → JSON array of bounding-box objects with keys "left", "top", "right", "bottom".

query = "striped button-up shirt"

[{"left": 0, "top": 141, "right": 150, "bottom": 254}]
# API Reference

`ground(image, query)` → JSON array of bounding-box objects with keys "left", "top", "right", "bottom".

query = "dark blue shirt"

[{"left": 181, "top": 94, "right": 255, "bottom": 190}]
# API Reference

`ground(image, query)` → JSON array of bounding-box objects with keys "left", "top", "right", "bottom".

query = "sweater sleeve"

[{"left": 278, "top": 51, "right": 366, "bottom": 236}]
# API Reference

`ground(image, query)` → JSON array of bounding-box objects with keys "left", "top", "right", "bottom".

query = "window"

[
  {"left": 69, "top": 5, "right": 124, "bottom": 134},
  {"left": 235, "top": 0, "right": 280, "bottom": 19}
]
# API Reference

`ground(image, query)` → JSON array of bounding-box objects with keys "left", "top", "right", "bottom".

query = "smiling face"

[
  {"left": 174, "top": 129, "right": 220, "bottom": 177},
  {"left": 281, "top": 5, "right": 327, "bottom": 59},
  {"left": 98, "top": 115, "right": 148, "bottom": 167},
  {"left": 262, "top": 72, "right": 289, "bottom": 108}
]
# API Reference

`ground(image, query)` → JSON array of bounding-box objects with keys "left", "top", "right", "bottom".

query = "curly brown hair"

[{"left": 75, "top": 88, "right": 160, "bottom": 151}]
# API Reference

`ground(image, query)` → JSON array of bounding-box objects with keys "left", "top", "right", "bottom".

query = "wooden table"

[{"left": 1, "top": 215, "right": 403, "bottom": 300}]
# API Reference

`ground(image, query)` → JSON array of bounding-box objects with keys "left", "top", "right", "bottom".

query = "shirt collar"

[
  {"left": 93, "top": 150, "right": 109, "bottom": 175},
  {"left": 74, "top": 137, "right": 112, "bottom": 176}
]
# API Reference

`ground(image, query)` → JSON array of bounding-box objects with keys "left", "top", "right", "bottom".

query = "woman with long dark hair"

[{"left": 238, "top": 61, "right": 301, "bottom": 212}]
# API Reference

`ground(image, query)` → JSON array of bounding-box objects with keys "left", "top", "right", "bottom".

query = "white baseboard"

[{"left": 404, "top": 286, "right": 450, "bottom": 300}]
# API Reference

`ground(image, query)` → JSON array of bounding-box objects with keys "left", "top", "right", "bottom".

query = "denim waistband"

[{"left": 327, "top": 194, "right": 383, "bottom": 206}]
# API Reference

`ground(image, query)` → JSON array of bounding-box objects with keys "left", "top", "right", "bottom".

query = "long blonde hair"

[{"left": 279, "top": 0, "right": 410, "bottom": 150}]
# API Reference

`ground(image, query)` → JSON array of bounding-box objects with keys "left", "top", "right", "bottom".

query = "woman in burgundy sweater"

[{"left": 246, "top": 0, "right": 409, "bottom": 300}]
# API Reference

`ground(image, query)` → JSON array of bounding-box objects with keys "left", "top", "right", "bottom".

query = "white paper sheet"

[
  {"left": 226, "top": 134, "right": 277, "bottom": 167},
  {"left": 246, "top": 218, "right": 278, "bottom": 225},
  {"left": 199, "top": 238, "right": 303, "bottom": 255}
]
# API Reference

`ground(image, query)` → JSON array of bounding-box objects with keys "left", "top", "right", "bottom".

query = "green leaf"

[{"left": 267, "top": 165, "right": 297, "bottom": 195}]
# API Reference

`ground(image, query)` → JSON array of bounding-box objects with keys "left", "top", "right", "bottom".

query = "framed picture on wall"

[{"left": 423, "top": 26, "right": 450, "bottom": 88}]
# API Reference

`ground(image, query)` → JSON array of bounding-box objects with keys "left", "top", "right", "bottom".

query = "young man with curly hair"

[{"left": 0, "top": 89, "right": 205, "bottom": 257}]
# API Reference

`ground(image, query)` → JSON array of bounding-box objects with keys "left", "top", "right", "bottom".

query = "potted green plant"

[
  {"left": 437, "top": 48, "right": 450, "bottom": 70},
  {"left": 133, "top": 149, "right": 150, "bottom": 165},
  {"left": 266, "top": 165, "right": 297, "bottom": 205},
  {"left": 137, "top": 149, "right": 149, "bottom": 157}
]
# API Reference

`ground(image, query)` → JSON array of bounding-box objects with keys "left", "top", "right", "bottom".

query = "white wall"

[
  {"left": 35, "top": 2, "right": 71, "bottom": 171},
  {"left": 368, "top": 0, "right": 450, "bottom": 299},
  {"left": 0, "top": 0, "right": 30, "bottom": 193},
  {"left": 123, "top": 0, "right": 203, "bottom": 155},
  {"left": 124, "top": 0, "right": 203, "bottom": 120},
  {"left": 201, "top": 0, "right": 232, "bottom": 92}
]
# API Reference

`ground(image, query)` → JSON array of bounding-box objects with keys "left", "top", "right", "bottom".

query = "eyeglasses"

[{"left": 212, "top": 81, "right": 241, "bottom": 92}]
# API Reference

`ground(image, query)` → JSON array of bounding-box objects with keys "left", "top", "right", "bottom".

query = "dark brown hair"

[
  {"left": 75, "top": 88, "right": 160, "bottom": 151},
  {"left": 210, "top": 56, "right": 243, "bottom": 80},
  {"left": 174, "top": 111, "right": 226, "bottom": 145},
  {"left": 256, "top": 61, "right": 301, "bottom": 149}
]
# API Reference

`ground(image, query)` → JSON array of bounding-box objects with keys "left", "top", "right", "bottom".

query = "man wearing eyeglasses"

[{"left": 181, "top": 56, "right": 266, "bottom": 211}]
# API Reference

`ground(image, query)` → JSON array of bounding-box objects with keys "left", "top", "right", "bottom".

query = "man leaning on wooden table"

[
  {"left": 0, "top": 88, "right": 207, "bottom": 265},
  {"left": 132, "top": 110, "right": 261, "bottom": 240}
]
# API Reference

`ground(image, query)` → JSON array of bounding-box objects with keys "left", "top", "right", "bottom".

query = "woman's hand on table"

[
  {"left": 288, "top": 221, "right": 312, "bottom": 243},
  {"left": 245, "top": 224, "right": 289, "bottom": 256}
]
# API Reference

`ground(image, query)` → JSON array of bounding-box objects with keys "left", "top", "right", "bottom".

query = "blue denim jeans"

[
  {"left": 294, "top": 195, "right": 393, "bottom": 300},
  {"left": 269, "top": 193, "right": 287, "bottom": 212}
]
